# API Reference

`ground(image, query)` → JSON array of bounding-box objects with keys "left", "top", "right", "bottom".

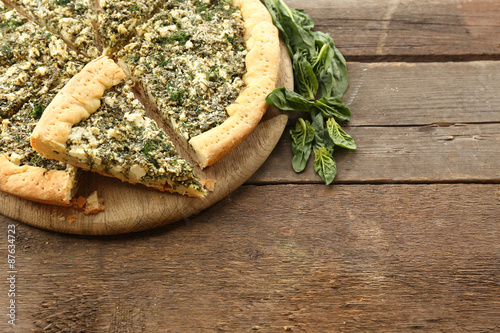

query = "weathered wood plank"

[
  {"left": 341, "top": 61, "right": 500, "bottom": 126},
  {"left": 257, "top": 61, "right": 500, "bottom": 184},
  {"left": 1, "top": 184, "right": 499, "bottom": 332},
  {"left": 250, "top": 123, "right": 500, "bottom": 184},
  {"left": 287, "top": 0, "right": 500, "bottom": 60}
]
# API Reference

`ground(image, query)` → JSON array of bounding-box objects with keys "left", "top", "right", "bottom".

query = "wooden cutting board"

[{"left": 0, "top": 42, "right": 293, "bottom": 235}]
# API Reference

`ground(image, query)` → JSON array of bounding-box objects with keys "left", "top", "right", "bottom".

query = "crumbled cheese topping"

[
  {"left": 65, "top": 82, "right": 203, "bottom": 191},
  {"left": 0, "top": 3, "right": 87, "bottom": 171},
  {"left": 118, "top": 0, "right": 247, "bottom": 141},
  {"left": 99, "top": 0, "right": 166, "bottom": 51},
  {"left": 8, "top": 0, "right": 99, "bottom": 57}
]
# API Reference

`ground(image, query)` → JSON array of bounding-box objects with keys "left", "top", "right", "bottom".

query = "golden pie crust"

[
  {"left": 2, "top": 0, "right": 280, "bottom": 204},
  {"left": 0, "top": 155, "right": 78, "bottom": 206}
]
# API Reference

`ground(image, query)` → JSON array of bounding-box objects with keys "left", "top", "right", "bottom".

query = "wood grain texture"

[
  {"left": 1, "top": 0, "right": 499, "bottom": 331},
  {"left": 0, "top": 42, "right": 292, "bottom": 235},
  {"left": 250, "top": 122, "right": 500, "bottom": 184},
  {"left": 1, "top": 184, "right": 499, "bottom": 332},
  {"left": 342, "top": 61, "right": 500, "bottom": 126},
  {"left": 286, "top": 0, "right": 500, "bottom": 61},
  {"left": 250, "top": 61, "right": 500, "bottom": 184}
]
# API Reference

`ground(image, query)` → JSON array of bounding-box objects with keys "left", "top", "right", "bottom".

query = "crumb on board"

[
  {"left": 200, "top": 179, "right": 216, "bottom": 192},
  {"left": 70, "top": 191, "right": 105, "bottom": 215},
  {"left": 84, "top": 191, "right": 105, "bottom": 215},
  {"left": 68, "top": 215, "right": 77, "bottom": 224},
  {"left": 71, "top": 196, "right": 87, "bottom": 210}
]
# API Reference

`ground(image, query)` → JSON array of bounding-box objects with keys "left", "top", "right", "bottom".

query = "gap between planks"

[
  {"left": 248, "top": 123, "right": 500, "bottom": 185},
  {"left": 251, "top": 61, "right": 500, "bottom": 186},
  {"left": 345, "top": 54, "right": 500, "bottom": 63},
  {"left": 2, "top": 183, "right": 499, "bottom": 332}
]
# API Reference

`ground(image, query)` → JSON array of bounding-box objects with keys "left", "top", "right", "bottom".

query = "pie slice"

[
  {"left": 0, "top": 3, "right": 90, "bottom": 205},
  {"left": 4, "top": 0, "right": 100, "bottom": 57},
  {"left": 0, "top": 102, "right": 79, "bottom": 206},
  {"left": 0, "top": 5, "right": 91, "bottom": 118},
  {"left": 117, "top": 0, "right": 280, "bottom": 168},
  {"left": 98, "top": 0, "right": 167, "bottom": 53},
  {"left": 31, "top": 56, "right": 207, "bottom": 198}
]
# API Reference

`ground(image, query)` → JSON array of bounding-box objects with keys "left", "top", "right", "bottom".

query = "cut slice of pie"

[
  {"left": 117, "top": 0, "right": 280, "bottom": 168},
  {"left": 4, "top": 0, "right": 100, "bottom": 57},
  {"left": 0, "top": 102, "right": 79, "bottom": 206},
  {"left": 0, "top": 5, "right": 91, "bottom": 118},
  {"left": 0, "top": 3, "right": 89, "bottom": 205},
  {"left": 31, "top": 56, "right": 207, "bottom": 197}
]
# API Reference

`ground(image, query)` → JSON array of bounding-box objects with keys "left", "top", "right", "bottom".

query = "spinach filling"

[
  {"left": 119, "top": 0, "right": 247, "bottom": 140},
  {"left": 65, "top": 83, "right": 202, "bottom": 190}
]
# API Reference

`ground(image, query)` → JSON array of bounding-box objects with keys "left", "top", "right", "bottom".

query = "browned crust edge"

[
  {"left": 0, "top": 155, "right": 78, "bottom": 206},
  {"left": 30, "top": 55, "right": 126, "bottom": 161},
  {"left": 189, "top": 0, "right": 281, "bottom": 168}
]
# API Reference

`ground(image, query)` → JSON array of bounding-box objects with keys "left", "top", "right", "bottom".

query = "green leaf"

[
  {"left": 317, "top": 62, "right": 334, "bottom": 98},
  {"left": 293, "top": 50, "right": 318, "bottom": 100},
  {"left": 270, "top": 0, "right": 316, "bottom": 54},
  {"left": 310, "top": 108, "right": 333, "bottom": 152},
  {"left": 312, "top": 31, "right": 349, "bottom": 99},
  {"left": 331, "top": 47, "right": 349, "bottom": 98},
  {"left": 265, "top": 87, "right": 315, "bottom": 111},
  {"left": 263, "top": 0, "right": 293, "bottom": 56},
  {"left": 314, "top": 96, "right": 351, "bottom": 122},
  {"left": 312, "top": 43, "right": 338, "bottom": 99},
  {"left": 313, "top": 31, "right": 335, "bottom": 48},
  {"left": 312, "top": 43, "right": 334, "bottom": 75},
  {"left": 326, "top": 118, "right": 357, "bottom": 150},
  {"left": 313, "top": 147, "right": 337, "bottom": 185},
  {"left": 290, "top": 8, "right": 315, "bottom": 30},
  {"left": 290, "top": 118, "right": 315, "bottom": 172}
]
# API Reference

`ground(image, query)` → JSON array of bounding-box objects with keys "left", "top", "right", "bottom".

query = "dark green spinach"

[
  {"left": 293, "top": 50, "right": 318, "bottom": 100},
  {"left": 290, "top": 118, "right": 315, "bottom": 172},
  {"left": 31, "top": 103, "right": 45, "bottom": 119},
  {"left": 265, "top": 87, "right": 315, "bottom": 111},
  {"left": 314, "top": 96, "right": 351, "bottom": 122},
  {"left": 263, "top": 0, "right": 356, "bottom": 184},
  {"left": 326, "top": 118, "right": 356, "bottom": 150},
  {"left": 313, "top": 147, "right": 337, "bottom": 185},
  {"left": 263, "top": 0, "right": 316, "bottom": 57}
]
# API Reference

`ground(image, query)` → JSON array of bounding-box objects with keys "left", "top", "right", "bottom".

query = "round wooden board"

[{"left": 0, "top": 41, "right": 293, "bottom": 235}]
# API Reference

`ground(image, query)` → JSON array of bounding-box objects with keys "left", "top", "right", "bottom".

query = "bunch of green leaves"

[{"left": 263, "top": 0, "right": 356, "bottom": 185}]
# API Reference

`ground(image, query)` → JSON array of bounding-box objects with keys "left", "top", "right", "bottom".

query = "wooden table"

[{"left": 1, "top": 0, "right": 499, "bottom": 331}]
